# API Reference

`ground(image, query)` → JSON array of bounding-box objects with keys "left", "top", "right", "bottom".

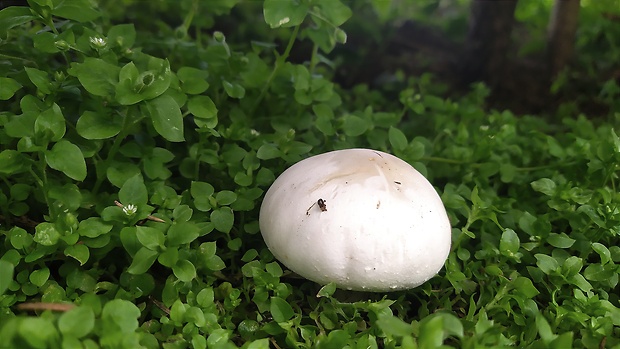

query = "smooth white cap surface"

[{"left": 259, "top": 149, "right": 451, "bottom": 291}]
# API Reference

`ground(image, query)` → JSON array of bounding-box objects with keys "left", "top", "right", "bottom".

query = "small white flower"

[
  {"left": 250, "top": 129, "right": 260, "bottom": 136},
  {"left": 123, "top": 204, "right": 137, "bottom": 216},
  {"left": 89, "top": 36, "right": 107, "bottom": 48}
]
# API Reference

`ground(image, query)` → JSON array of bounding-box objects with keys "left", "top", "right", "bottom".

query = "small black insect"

[{"left": 317, "top": 199, "right": 327, "bottom": 212}]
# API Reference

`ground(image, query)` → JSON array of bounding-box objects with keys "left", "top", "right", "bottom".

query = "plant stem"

[
  {"left": 309, "top": 43, "right": 319, "bottom": 75},
  {"left": 250, "top": 24, "right": 301, "bottom": 115},
  {"left": 92, "top": 110, "right": 133, "bottom": 195}
]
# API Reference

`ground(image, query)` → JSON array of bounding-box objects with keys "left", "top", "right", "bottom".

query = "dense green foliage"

[{"left": 0, "top": 1, "right": 619, "bottom": 348}]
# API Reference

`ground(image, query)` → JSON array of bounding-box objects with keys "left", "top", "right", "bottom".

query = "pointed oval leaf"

[
  {"left": 270, "top": 296, "right": 294, "bottom": 322},
  {"left": 76, "top": 110, "right": 123, "bottom": 139},
  {"left": 127, "top": 247, "right": 159, "bottom": 275},
  {"left": 145, "top": 94, "right": 184, "bottom": 142},
  {"left": 45, "top": 140, "right": 86, "bottom": 181},
  {"left": 119, "top": 174, "right": 148, "bottom": 207}
]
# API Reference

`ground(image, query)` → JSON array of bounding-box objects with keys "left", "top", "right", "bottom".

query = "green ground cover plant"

[{"left": 0, "top": 0, "right": 619, "bottom": 348}]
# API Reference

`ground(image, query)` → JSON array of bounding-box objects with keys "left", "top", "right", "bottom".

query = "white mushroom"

[{"left": 259, "top": 148, "right": 451, "bottom": 291}]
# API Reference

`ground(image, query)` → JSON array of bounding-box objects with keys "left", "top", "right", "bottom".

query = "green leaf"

[
  {"left": 193, "top": 334, "right": 207, "bottom": 349},
  {"left": 34, "top": 222, "right": 61, "bottom": 246},
  {"left": 247, "top": 339, "right": 270, "bottom": 349},
  {"left": 546, "top": 233, "right": 576, "bottom": 249},
  {"left": 68, "top": 58, "right": 120, "bottom": 98},
  {"left": 200, "top": 242, "right": 217, "bottom": 259},
  {"left": 144, "top": 94, "right": 184, "bottom": 142},
  {"left": 512, "top": 276, "right": 540, "bottom": 298},
  {"left": 313, "top": 104, "right": 335, "bottom": 135},
  {"left": 418, "top": 315, "right": 444, "bottom": 348},
  {"left": 178, "top": 67, "right": 209, "bottom": 94},
  {"left": 196, "top": 288, "right": 215, "bottom": 307},
  {"left": 583, "top": 264, "right": 615, "bottom": 281},
  {"left": 222, "top": 80, "right": 245, "bottom": 99},
  {"left": 101, "top": 299, "right": 140, "bottom": 332},
  {"left": 173, "top": 259, "right": 196, "bottom": 282},
  {"left": 342, "top": 114, "right": 368, "bottom": 136},
  {"left": 317, "top": 283, "right": 337, "bottom": 298},
  {"left": 0, "top": 77, "right": 22, "bottom": 99},
  {"left": 35, "top": 103, "right": 66, "bottom": 142},
  {"left": 388, "top": 126, "right": 408, "bottom": 151},
  {"left": 17, "top": 317, "right": 59, "bottom": 348},
  {"left": 136, "top": 226, "right": 165, "bottom": 250},
  {"left": 207, "top": 329, "right": 231, "bottom": 348},
  {"left": 215, "top": 191, "right": 237, "bottom": 206},
  {"left": 536, "top": 313, "right": 555, "bottom": 344},
  {"left": 29, "top": 267, "right": 50, "bottom": 287},
  {"left": 127, "top": 247, "right": 159, "bottom": 275},
  {"left": 270, "top": 296, "right": 294, "bottom": 322},
  {"left": 499, "top": 228, "right": 520, "bottom": 257},
  {"left": 256, "top": 144, "right": 281, "bottom": 160},
  {"left": 189, "top": 95, "right": 218, "bottom": 129},
  {"left": 77, "top": 218, "right": 112, "bottom": 238},
  {"left": 0, "top": 260, "right": 14, "bottom": 296},
  {"left": 45, "top": 140, "right": 87, "bottom": 181},
  {"left": 76, "top": 110, "right": 123, "bottom": 139},
  {"left": 568, "top": 273, "right": 592, "bottom": 292},
  {"left": 188, "top": 95, "right": 218, "bottom": 119},
  {"left": 315, "top": 0, "right": 352, "bottom": 26},
  {"left": 167, "top": 222, "right": 200, "bottom": 246},
  {"left": 10, "top": 227, "right": 32, "bottom": 249},
  {"left": 58, "top": 306, "right": 95, "bottom": 338},
  {"left": 265, "top": 262, "right": 283, "bottom": 277},
  {"left": 211, "top": 207, "right": 234, "bottom": 233},
  {"left": 0, "top": 6, "right": 35, "bottom": 37},
  {"left": 191, "top": 181, "right": 215, "bottom": 211},
  {"left": 310, "top": 78, "right": 333, "bottom": 101},
  {"left": 550, "top": 332, "right": 574, "bottom": 349},
  {"left": 592, "top": 242, "right": 611, "bottom": 265},
  {"left": 158, "top": 247, "right": 179, "bottom": 267},
  {"left": 531, "top": 178, "right": 556, "bottom": 196},
  {"left": 306, "top": 25, "right": 337, "bottom": 53},
  {"left": 25, "top": 67, "right": 52, "bottom": 94},
  {"left": 64, "top": 244, "right": 90, "bottom": 266},
  {"left": 263, "top": 0, "right": 309, "bottom": 28},
  {"left": 376, "top": 315, "right": 413, "bottom": 337},
  {"left": 119, "top": 174, "right": 148, "bottom": 207},
  {"left": 107, "top": 162, "right": 141, "bottom": 188},
  {"left": 240, "top": 53, "right": 270, "bottom": 88},
  {"left": 115, "top": 59, "right": 172, "bottom": 104},
  {"left": 499, "top": 163, "right": 517, "bottom": 183},
  {"left": 52, "top": 0, "right": 100, "bottom": 22},
  {"left": 0, "top": 150, "right": 30, "bottom": 175},
  {"left": 108, "top": 23, "right": 136, "bottom": 49},
  {"left": 33, "top": 31, "right": 60, "bottom": 53},
  {"left": 561, "top": 256, "right": 583, "bottom": 277},
  {"left": 206, "top": 255, "right": 225, "bottom": 271},
  {"left": 534, "top": 254, "right": 559, "bottom": 275},
  {"left": 115, "top": 62, "right": 141, "bottom": 105},
  {"left": 172, "top": 205, "right": 194, "bottom": 222}
]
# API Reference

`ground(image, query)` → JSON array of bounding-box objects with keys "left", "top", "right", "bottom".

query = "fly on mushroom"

[
  {"left": 306, "top": 199, "right": 327, "bottom": 215},
  {"left": 317, "top": 199, "right": 327, "bottom": 212}
]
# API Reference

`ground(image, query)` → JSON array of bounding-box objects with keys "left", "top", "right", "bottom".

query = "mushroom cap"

[{"left": 259, "top": 148, "right": 451, "bottom": 291}]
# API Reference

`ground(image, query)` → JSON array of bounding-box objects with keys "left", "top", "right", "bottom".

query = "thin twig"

[
  {"left": 16, "top": 302, "right": 75, "bottom": 312},
  {"left": 148, "top": 296, "right": 170, "bottom": 315}
]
